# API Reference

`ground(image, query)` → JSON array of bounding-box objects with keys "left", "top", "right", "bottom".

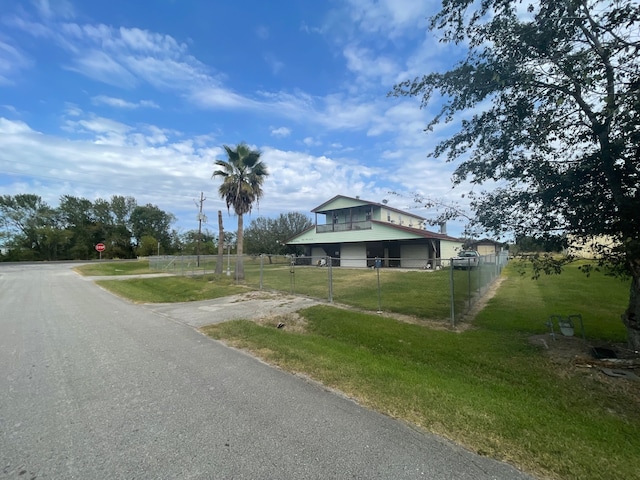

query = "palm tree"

[{"left": 212, "top": 143, "right": 268, "bottom": 280}]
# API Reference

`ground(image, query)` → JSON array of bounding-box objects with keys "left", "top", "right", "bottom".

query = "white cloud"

[
  {"left": 303, "top": 137, "right": 321, "bottom": 147},
  {"left": 271, "top": 127, "right": 291, "bottom": 138},
  {"left": 0, "top": 40, "right": 33, "bottom": 85},
  {"left": 263, "top": 52, "right": 284, "bottom": 75},
  {"left": 345, "top": 0, "right": 431, "bottom": 38},
  {"left": 0, "top": 117, "right": 36, "bottom": 134},
  {"left": 92, "top": 95, "right": 159, "bottom": 109},
  {"left": 0, "top": 116, "right": 215, "bottom": 220},
  {"left": 33, "top": 0, "right": 75, "bottom": 20},
  {"left": 342, "top": 44, "right": 399, "bottom": 84},
  {"left": 66, "top": 50, "right": 138, "bottom": 88},
  {"left": 260, "top": 147, "right": 381, "bottom": 213}
]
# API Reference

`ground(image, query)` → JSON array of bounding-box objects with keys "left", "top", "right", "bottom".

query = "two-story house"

[{"left": 286, "top": 195, "right": 463, "bottom": 268}]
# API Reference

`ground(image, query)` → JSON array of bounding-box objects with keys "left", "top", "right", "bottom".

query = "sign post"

[{"left": 95, "top": 243, "right": 105, "bottom": 260}]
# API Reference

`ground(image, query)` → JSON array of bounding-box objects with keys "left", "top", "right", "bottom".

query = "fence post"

[
  {"left": 289, "top": 257, "right": 295, "bottom": 294},
  {"left": 328, "top": 256, "right": 333, "bottom": 303},
  {"left": 259, "top": 254, "right": 264, "bottom": 290},
  {"left": 450, "top": 259, "right": 455, "bottom": 328},
  {"left": 467, "top": 258, "right": 472, "bottom": 311},
  {"left": 375, "top": 257, "right": 382, "bottom": 313}
]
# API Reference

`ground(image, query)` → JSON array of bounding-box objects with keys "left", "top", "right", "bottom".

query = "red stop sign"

[{"left": 95, "top": 243, "right": 106, "bottom": 252}]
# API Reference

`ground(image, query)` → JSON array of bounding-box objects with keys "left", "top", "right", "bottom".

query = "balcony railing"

[{"left": 316, "top": 220, "right": 372, "bottom": 233}]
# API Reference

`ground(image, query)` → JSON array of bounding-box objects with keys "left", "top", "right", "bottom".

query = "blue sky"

[{"left": 0, "top": 0, "right": 474, "bottom": 238}]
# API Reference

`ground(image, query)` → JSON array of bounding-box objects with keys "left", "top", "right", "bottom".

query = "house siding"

[
  {"left": 400, "top": 244, "right": 429, "bottom": 268},
  {"left": 476, "top": 244, "right": 497, "bottom": 255},
  {"left": 441, "top": 240, "right": 462, "bottom": 260},
  {"left": 341, "top": 243, "right": 367, "bottom": 268}
]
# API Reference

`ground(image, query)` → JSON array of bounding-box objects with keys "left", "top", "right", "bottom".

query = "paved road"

[{"left": 0, "top": 263, "right": 534, "bottom": 479}]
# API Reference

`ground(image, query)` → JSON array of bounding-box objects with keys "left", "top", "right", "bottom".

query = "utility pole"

[
  {"left": 195, "top": 192, "right": 206, "bottom": 267},
  {"left": 215, "top": 210, "right": 224, "bottom": 274}
]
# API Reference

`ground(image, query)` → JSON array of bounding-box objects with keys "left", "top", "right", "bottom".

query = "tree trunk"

[
  {"left": 215, "top": 210, "right": 224, "bottom": 275},
  {"left": 236, "top": 213, "right": 244, "bottom": 281},
  {"left": 623, "top": 273, "right": 640, "bottom": 353}
]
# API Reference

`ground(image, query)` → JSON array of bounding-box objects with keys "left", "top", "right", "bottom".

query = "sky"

[{"left": 0, "top": 0, "right": 475, "bottom": 238}]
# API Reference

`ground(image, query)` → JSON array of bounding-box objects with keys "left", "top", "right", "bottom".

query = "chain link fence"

[{"left": 149, "top": 252, "right": 509, "bottom": 325}]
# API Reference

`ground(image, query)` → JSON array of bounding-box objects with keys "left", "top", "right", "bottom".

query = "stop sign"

[{"left": 95, "top": 243, "right": 106, "bottom": 252}]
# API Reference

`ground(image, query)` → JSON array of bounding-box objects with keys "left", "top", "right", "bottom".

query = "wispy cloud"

[
  {"left": 66, "top": 49, "right": 139, "bottom": 87},
  {"left": 0, "top": 40, "right": 33, "bottom": 85},
  {"left": 263, "top": 52, "right": 284, "bottom": 75},
  {"left": 92, "top": 95, "right": 159, "bottom": 109},
  {"left": 344, "top": 0, "right": 431, "bottom": 38},
  {"left": 271, "top": 127, "right": 291, "bottom": 138},
  {"left": 33, "top": 0, "right": 75, "bottom": 20}
]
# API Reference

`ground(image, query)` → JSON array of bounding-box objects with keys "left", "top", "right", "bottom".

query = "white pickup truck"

[{"left": 452, "top": 250, "right": 481, "bottom": 269}]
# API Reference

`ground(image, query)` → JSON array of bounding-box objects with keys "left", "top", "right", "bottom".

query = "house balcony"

[{"left": 316, "top": 220, "right": 372, "bottom": 233}]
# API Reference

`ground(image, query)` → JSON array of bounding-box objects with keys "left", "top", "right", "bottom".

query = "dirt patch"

[
  {"left": 254, "top": 311, "right": 309, "bottom": 334},
  {"left": 458, "top": 275, "right": 506, "bottom": 324},
  {"left": 528, "top": 333, "right": 640, "bottom": 401}
]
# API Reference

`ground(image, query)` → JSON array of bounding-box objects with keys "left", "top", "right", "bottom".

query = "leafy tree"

[
  {"left": 514, "top": 235, "right": 568, "bottom": 254},
  {"left": 391, "top": 0, "right": 640, "bottom": 348},
  {"left": 107, "top": 196, "right": 137, "bottom": 258},
  {"left": 58, "top": 195, "right": 95, "bottom": 259},
  {"left": 110, "top": 195, "right": 137, "bottom": 227},
  {"left": 0, "top": 194, "right": 56, "bottom": 260},
  {"left": 136, "top": 235, "right": 159, "bottom": 257},
  {"left": 213, "top": 143, "right": 269, "bottom": 280},
  {"left": 130, "top": 204, "right": 176, "bottom": 251},
  {"left": 244, "top": 212, "right": 313, "bottom": 261},
  {"left": 180, "top": 229, "right": 217, "bottom": 255}
]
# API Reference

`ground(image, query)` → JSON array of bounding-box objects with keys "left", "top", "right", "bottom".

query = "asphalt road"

[{"left": 0, "top": 263, "right": 534, "bottom": 479}]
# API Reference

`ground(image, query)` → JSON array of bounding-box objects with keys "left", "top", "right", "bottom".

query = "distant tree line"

[
  {"left": 0, "top": 193, "right": 311, "bottom": 262},
  {"left": 512, "top": 235, "right": 568, "bottom": 254},
  {"left": 0, "top": 194, "right": 178, "bottom": 261},
  {"left": 244, "top": 212, "right": 313, "bottom": 262}
]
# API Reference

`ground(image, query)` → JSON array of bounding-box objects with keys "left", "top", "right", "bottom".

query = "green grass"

[
  {"left": 202, "top": 264, "right": 639, "bottom": 480},
  {"left": 145, "top": 255, "right": 506, "bottom": 320},
  {"left": 476, "top": 262, "right": 629, "bottom": 342},
  {"left": 75, "top": 259, "right": 153, "bottom": 276},
  {"left": 243, "top": 264, "right": 457, "bottom": 318},
  {"left": 96, "top": 275, "right": 247, "bottom": 303}
]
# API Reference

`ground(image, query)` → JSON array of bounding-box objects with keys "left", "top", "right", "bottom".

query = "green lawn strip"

[
  {"left": 476, "top": 263, "right": 629, "bottom": 342},
  {"left": 75, "top": 259, "right": 152, "bottom": 276},
  {"left": 96, "top": 275, "right": 246, "bottom": 303},
  {"left": 203, "top": 296, "right": 640, "bottom": 480},
  {"left": 248, "top": 265, "right": 454, "bottom": 319}
]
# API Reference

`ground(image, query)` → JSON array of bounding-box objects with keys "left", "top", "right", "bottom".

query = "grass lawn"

[
  {"left": 142, "top": 255, "right": 503, "bottom": 320},
  {"left": 74, "top": 259, "right": 154, "bottom": 276},
  {"left": 242, "top": 262, "right": 472, "bottom": 319},
  {"left": 95, "top": 275, "right": 248, "bottom": 303},
  {"left": 77, "top": 260, "right": 246, "bottom": 303},
  {"left": 202, "top": 262, "right": 640, "bottom": 480}
]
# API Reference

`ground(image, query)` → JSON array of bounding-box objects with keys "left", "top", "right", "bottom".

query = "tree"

[
  {"left": 0, "top": 194, "right": 56, "bottom": 260},
  {"left": 391, "top": 0, "right": 640, "bottom": 348},
  {"left": 244, "top": 212, "right": 313, "bottom": 262},
  {"left": 136, "top": 235, "right": 159, "bottom": 257},
  {"left": 130, "top": 204, "right": 176, "bottom": 251},
  {"left": 213, "top": 143, "right": 269, "bottom": 280},
  {"left": 180, "top": 229, "right": 217, "bottom": 255},
  {"left": 58, "top": 195, "right": 95, "bottom": 259}
]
